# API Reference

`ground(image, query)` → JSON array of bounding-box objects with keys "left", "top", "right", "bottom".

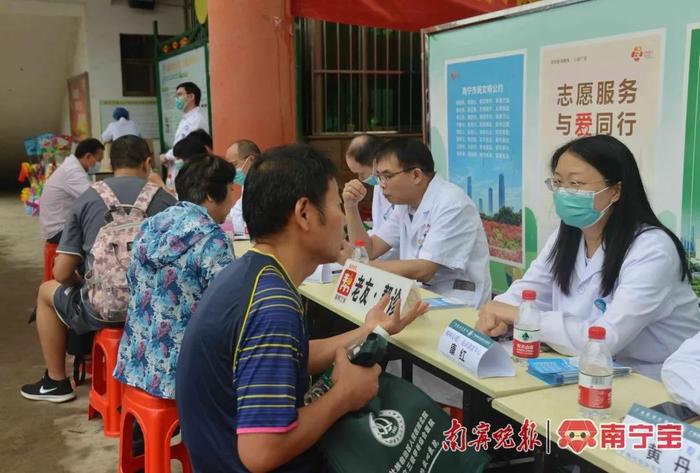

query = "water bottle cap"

[
  {"left": 354, "top": 239, "right": 365, "bottom": 247},
  {"left": 589, "top": 326, "right": 606, "bottom": 340},
  {"left": 522, "top": 290, "right": 536, "bottom": 300}
]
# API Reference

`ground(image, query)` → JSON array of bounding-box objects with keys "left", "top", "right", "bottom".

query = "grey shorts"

[{"left": 53, "top": 285, "right": 120, "bottom": 335}]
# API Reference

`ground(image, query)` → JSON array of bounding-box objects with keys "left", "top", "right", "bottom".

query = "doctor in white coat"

[
  {"left": 344, "top": 134, "right": 400, "bottom": 260},
  {"left": 476, "top": 135, "right": 700, "bottom": 380},
  {"left": 662, "top": 332, "right": 700, "bottom": 413},
  {"left": 343, "top": 137, "right": 492, "bottom": 406},
  {"left": 224, "top": 139, "right": 261, "bottom": 235},
  {"left": 160, "top": 82, "right": 209, "bottom": 190},
  {"left": 343, "top": 137, "right": 491, "bottom": 306}
]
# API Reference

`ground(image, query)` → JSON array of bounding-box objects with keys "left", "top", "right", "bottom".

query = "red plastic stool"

[
  {"left": 88, "top": 328, "right": 124, "bottom": 437},
  {"left": 119, "top": 386, "right": 192, "bottom": 473}
]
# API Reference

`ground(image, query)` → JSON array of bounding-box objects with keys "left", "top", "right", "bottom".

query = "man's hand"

[
  {"left": 475, "top": 300, "right": 518, "bottom": 337},
  {"left": 331, "top": 348, "right": 381, "bottom": 412},
  {"left": 342, "top": 179, "right": 368, "bottom": 208},
  {"left": 364, "top": 294, "right": 429, "bottom": 336}
]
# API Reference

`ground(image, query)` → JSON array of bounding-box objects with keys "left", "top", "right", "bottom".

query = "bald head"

[
  {"left": 225, "top": 139, "right": 261, "bottom": 171},
  {"left": 346, "top": 134, "right": 379, "bottom": 167}
]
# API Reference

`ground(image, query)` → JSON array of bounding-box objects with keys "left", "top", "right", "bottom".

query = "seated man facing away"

[
  {"left": 176, "top": 144, "right": 428, "bottom": 473},
  {"left": 114, "top": 154, "right": 237, "bottom": 399},
  {"left": 20, "top": 135, "right": 176, "bottom": 403}
]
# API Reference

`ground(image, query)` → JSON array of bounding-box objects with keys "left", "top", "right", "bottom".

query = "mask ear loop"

[
  {"left": 238, "top": 156, "right": 251, "bottom": 172},
  {"left": 594, "top": 186, "right": 616, "bottom": 214}
]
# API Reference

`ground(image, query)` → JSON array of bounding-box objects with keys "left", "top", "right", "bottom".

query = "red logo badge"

[{"left": 557, "top": 419, "right": 598, "bottom": 453}]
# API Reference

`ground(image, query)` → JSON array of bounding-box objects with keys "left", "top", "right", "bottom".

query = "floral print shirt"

[{"left": 114, "top": 201, "right": 234, "bottom": 399}]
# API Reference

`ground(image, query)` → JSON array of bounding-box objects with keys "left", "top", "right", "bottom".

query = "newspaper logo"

[{"left": 557, "top": 419, "right": 598, "bottom": 453}]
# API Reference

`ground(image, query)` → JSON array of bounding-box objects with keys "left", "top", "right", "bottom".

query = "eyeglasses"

[
  {"left": 377, "top": 167, "right": 418, "bottom": 184},
  {"left": 544, "top": 177, "right": 612, "bottom": 195}
]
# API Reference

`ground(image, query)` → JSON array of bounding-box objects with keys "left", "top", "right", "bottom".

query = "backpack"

[{"left": 84, "top": 181, "right": 159, "bottom": 323}]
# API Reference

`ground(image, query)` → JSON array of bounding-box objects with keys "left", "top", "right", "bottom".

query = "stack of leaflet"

[{"left": 527, "top": 357, "right": 632, "bottom": 386}]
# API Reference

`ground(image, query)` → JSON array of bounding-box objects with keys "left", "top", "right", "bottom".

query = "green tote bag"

[{"left": 318, "top": 373, "right": 490, "bottom": 473}]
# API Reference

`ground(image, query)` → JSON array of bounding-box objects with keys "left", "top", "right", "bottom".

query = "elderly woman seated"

[{"left": 114, "top": 153, "right": 236, "bottom": 399}]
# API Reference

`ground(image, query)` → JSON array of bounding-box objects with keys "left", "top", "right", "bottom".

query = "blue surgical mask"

[
  {"left": 363, "top": 175, "right": 380, "bottom": 186},
  {"left": 88, "top": 162, "right": 101, "bottom": 175},
  {"left": 553, "top": 187, "right": 613, "bottom": 228},
  {"left": 175, "top": 96, "right": 185, "bottom": 111},
  {"left": 233, "top": 157, "right": 250, "bottom": 186},
  {"left": 233, "top": 171, "right": 246, "bottom": 186},
  {"left": 174, "top": 158, "right": 185, "bottom": 172}
]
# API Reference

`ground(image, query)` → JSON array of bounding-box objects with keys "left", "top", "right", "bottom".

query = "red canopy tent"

[{"left": 291, "top": 0, "right": 531, "bottom": 31}]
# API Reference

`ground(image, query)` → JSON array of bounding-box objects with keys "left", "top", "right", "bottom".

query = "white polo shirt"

[{"left": 39, "top": 155, "right": 90, "bottom": 240}]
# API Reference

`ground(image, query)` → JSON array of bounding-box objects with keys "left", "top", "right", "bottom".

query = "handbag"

[{"left": 318, "top": 372, "right": 490, "bottom": 473}]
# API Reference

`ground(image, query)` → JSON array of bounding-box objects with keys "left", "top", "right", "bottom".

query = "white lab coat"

[
  {"left": 163, "top": 106, "right": 209, "bottom": 189},
  {"left": 496, "top": 228, "right": 700, "bottom": 379},
  {"left": 377, "top": 174, "right": 492, "bottom": 407},
  {"left": 165, "top": 106, "right": 209, "bottom": 159},
  {"left": 371, "top": 186, "right": 400, "bottom": 260},
  {"left": 229, "top": 189, "right": 245, "bottom": 235},
  {"left": 101, "top": 117, "right": 141, "bottom": 142},
  {"left": 375, "top": 174, "right": 492, "bottom": 306},
  {"left": 661, "top": 331, "right": 700, "bottom": 413}
]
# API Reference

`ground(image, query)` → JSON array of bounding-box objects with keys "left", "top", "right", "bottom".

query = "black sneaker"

[{"left": 20, "top": 371, "right": 76, "bottom": 403}]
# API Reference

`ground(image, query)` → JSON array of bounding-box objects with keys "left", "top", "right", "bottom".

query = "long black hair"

[{"left": 547, "top": 135, "right": 690, "bottom": 296}]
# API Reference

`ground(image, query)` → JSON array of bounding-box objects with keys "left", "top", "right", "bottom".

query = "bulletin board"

[
  {"left": 424, "top": 0, "right": 700, "bottom": 294},
  {"left": 99, "top": 99, "right": 159, "bottom": 139}
]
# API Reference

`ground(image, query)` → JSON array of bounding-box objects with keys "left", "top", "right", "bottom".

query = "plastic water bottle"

[
  {"left": 304, "top": 326, "right": 389, "bottom": 405},
  {"left": 352, "top": 239, "right": 370, "bottom": 264},
  {"left": 512, "top": 290, "right": 541, "bottom": 365},
  {"left": 578, "top": 326, "right": 613, "bottom": 419}
]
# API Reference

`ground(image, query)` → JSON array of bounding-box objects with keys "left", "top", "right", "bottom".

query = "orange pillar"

[{"left": 208, "top": 0, "right": 297, "bottom": 154}]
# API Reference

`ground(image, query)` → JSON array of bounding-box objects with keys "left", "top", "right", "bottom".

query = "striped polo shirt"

[{"left": 177, "top": 249, "right": 315, "bottom": 473}]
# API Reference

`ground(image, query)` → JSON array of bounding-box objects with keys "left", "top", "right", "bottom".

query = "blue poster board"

[{"left": 446, "top": 53, "right": 525, "bottom": 265}]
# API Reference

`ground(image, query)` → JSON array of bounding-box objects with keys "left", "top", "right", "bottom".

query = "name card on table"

[
  {"left": 619, "top": 403, "right": 700, "bottom": 472},
  {"left": 331, "top": 260, "right": 422, "bottom": 318},
  {"left": 438, "top": 319, "right": 515, "bottom": 378}
]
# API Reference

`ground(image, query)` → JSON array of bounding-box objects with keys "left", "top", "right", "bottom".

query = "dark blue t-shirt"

[{"left": 176, "top": 249, "right": 316, "bottom": 473}]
